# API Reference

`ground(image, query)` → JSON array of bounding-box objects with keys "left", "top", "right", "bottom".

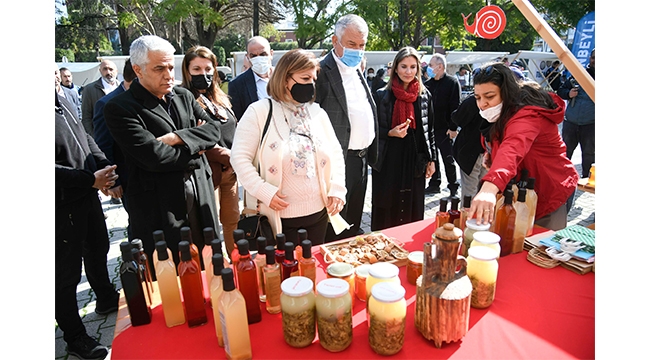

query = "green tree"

[{"left": 281, "top": 0, "right": 351, "bottom": 49}]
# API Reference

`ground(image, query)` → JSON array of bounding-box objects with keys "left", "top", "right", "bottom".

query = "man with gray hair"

[
  {"left": 228, "top": 35, "right": 274, "bottom": 120},
  {"left": 424, "top": 53, "right": 461, "bottom": 196},
  {"left": 104, "top": 35, "right": 221, "bottom": 273},
  {"left": 315, "top": 14, "right": 378, "bottom": 241}
]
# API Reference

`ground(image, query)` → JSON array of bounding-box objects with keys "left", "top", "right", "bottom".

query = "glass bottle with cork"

[
  {"left": 368, "top": 282, "right": 407, "bottom": 355},
  {"left": 299, "top": 239, "right": 316, "bottom": 289},
  {"left": 178, "top": 241, "right": 208, "bottom": 327},
  {"left": 255, "top": 237, "right": 267, "bottom": 302},
  {"left": 209, "top": 253, "right": 225, "bottom": 347},
  {"left": 235, "top": 239, "right": 262, "bottom": 324},
  {"left": 436, "top": 198, "right": 449, "bottom": 228},
  {"left": 119, "top": 242, "right": 151, "bottom": 326},
  {"left": 512, "top": 187, "right": 529, "bottom": 254},
  {"left": 493, "top": 189, "right": 516, "bottom": 257},
  {"left": 281, "top": 242, "right": 299, "bottom": 281},
  {"left": 218, "top": 268, "right": 253, "bottom": 360},
  {"left": 154, "top": 240, "right": 185, "bottom": 328},
  {"left": 280, "top": 276, "right": 316, "bottom": 348},
  {"left": 263, "top": 245, "right": 282, "bottom": 314},
  {"left": 316, "top": 278, "right": 353, "bottom": 352},
  {"left": 525, "top": 178, "right": 538, "bottom": 236}
]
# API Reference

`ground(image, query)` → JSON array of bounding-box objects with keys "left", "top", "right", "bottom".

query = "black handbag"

[{"left": 237, "top": 214, "right": 276, "bottom": 251}]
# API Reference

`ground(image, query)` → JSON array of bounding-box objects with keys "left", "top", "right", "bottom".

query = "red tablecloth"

[{"left": 111, "top": 218, "right": 595, "bottom": 359}]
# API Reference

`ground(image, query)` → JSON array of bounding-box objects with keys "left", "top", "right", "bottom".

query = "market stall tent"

[{"left": 505, "top": 50, "right": 560, "bottom": 89}]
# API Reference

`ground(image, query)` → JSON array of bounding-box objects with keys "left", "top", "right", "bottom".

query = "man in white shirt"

[
  {"left": 81, "top": 59, "right": 119, "bottom": 137},
  {"left": 315, "top": 14, "right": 378, "bottom": 241},
  {"left": 228, "top": 36, "right": 274, "bottom": 120}
]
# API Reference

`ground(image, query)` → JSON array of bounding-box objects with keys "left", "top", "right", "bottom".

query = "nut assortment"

[{"left": 322, "top": 233, "right": 409, "bottom": 267}]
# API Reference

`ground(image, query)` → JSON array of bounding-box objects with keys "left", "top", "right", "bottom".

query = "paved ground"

[{"left": 54, "top": 149, "right": 595, "bottom": 359}]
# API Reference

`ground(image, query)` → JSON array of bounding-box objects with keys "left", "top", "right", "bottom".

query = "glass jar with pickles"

[
  {"left": 470, "top": 231, "right": 501, "bottom": 259},
  {"left": 315, "top": 278, "right": 353, "bottom": 352},
  {"left": 368, "top": 282, "right": 406, "bottom": 355},
  {"left": 280, "top": 276, "right": 316, "bottom": 348},
  {"left": 467, "top": 246, "right": 499, "bottom": 308},
  {"left": 326, "top": 262, "right": 355, "bottom": 307}
]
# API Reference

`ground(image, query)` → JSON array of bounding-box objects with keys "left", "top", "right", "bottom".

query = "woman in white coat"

[{"left": 231, "top": 49, "right": 346, "bottom": 245}]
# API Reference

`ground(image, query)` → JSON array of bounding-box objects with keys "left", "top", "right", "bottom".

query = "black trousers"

[
  {"left": 429, "top": 129, "right": 459, "bottom": 192},
  {"left": 325, "top": 152, "right": 368, "bottom": 242},
  {"left": 281, "top": 208, "right": 329, "bottom": 246},
  {"left": 55, "top": 193, "right": 116, "bottom": 342}
]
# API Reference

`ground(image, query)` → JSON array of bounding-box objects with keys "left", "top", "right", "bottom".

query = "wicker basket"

[{"left": 527, "top": 247, "right": 560, "bottom": 269}]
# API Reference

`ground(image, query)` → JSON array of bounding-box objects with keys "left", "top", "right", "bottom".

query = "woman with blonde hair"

[
  {"left": 181, "top": 45, "right": 239, "bottom": 257},
  {"left": 371, "top": 46, "right": 436, "bottom": 231},
  {"left": 231, "top": 49, "right": 346, "bottom": 244}
]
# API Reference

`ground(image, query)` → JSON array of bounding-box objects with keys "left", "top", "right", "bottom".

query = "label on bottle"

[{"left": 265, "top": 271, "right": 282, "bottom": 307}]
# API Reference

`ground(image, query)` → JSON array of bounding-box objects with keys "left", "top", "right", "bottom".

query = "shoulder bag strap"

[{"left": 244, "top": 98, "right": 274, "bottom": 213}]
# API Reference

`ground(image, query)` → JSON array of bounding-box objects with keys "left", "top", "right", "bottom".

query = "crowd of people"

[{"left": 55, "top": 12, "right": 594, "bottom": 360}]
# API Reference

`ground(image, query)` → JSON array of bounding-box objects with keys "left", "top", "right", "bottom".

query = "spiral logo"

[{"left": 463, "top": 5, "right": 507, "bottom": 40}]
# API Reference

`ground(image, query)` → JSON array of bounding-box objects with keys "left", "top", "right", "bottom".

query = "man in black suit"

[
  {"left": 315, "top": 14, "right": 378, "bottom": 241},
  {"left": 81, "top": 59, "right": 119, "bottom": 137},
  {"left": 228, "top": 36, "right": 274, "bottom": 120},
  {"left": 104, "top": 35, "right": 221, "bottom": 274}
]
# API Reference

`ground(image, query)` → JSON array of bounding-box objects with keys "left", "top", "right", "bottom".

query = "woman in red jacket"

[{"left": 468, "top": 62, "right": 578, "bottom": 231}]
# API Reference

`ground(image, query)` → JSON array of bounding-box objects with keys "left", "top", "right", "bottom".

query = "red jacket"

[{"left": 482, "top": 93, "right": 578, "bottom": 219}]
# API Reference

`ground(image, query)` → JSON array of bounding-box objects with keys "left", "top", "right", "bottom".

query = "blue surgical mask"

[
  {"left": 338, "top": 42, "right": 364, "bottom": 68},
  {"left": 426, "top": 66, "right": 435, "bottom": 78}
]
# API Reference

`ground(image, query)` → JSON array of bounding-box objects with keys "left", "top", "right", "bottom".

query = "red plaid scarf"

[{"left": 391, "top": 76, "right": 419, "bottom": 129}]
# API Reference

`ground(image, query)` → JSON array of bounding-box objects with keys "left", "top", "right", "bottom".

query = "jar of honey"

[
  {"left": 406, "top": 251, "right": 424, "bottom": 286},
  {"left": 326, "top": 262, "right": 355, "bottom": 307},
  {"left": 354, "top": 264, "right": 371, "bottom": 302},
  {"left": 366, "top": 262, "right": 400, "bottom": 302},
  {"left": 467, "top": 246, "right": 499, "bottom": 308},
  {"left": 470, "top": 231, "right": 501, "bottom": 259}
]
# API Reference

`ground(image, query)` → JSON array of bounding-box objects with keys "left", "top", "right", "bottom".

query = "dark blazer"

[
  {"left": 81, "top": 77, "right": 111, "bottom": 137},
  {"left": 104, "top": 80, "right": 221, "bottom": 263},
  {"left": 228, "top": 68, "right": 258, "bottom": 120},
  {"left": 93, "top": 83, "right": 128, "bottom": 191},
  {"left": 451, "top": 95, "right": 487, "bottom": 176},
  {"left": 315, "top": 51, "right": 378, "bottom": 166}
]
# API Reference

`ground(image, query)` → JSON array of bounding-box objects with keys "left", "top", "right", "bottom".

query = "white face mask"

[
  {"left": 479, "top": 102, "right": 503, "bottom": 123},
  {"left": 249, "top": 55, "right": 271, "bottom": 76}
]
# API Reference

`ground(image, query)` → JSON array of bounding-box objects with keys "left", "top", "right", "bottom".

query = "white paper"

[{"left": 329, "top": 213, "right": 352, "bottom": 235}]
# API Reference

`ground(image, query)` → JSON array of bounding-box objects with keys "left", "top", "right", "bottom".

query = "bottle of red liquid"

[
  {"left": 281, "top": 242, "right": 299, "bottom": 281},
  {"left": 178, "top": 241, "right": 208, "bottom": 327},
  {"left": 235, "top": 239, "right": 262, "bottom": 324},
  {"left": 119, "top": 242, "right": 151, "bottom": 326},
  {"left": 494, "top": 189, "right": 517, "bottom": 257},
  {"left": 180, "top": 226, "right": 202, "bottom": 270},
  {"left": 275, "top": 233, "right": 286, "bottom": 265},
  {"left": 436, "top": 198, "right": 450, "bottom": 228},
  {"left": 449, "top": 196, "right": 461, "bottom": 228},
  {"left": 231, "top": 229, "right": 244, "bottom": 266}
]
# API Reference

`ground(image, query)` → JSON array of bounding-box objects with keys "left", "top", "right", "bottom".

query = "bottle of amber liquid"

[
  {"left": 178, "top": 241, "right": 208, "bottom": 327},
  {"left": 131, "top": 239, "right": 154, "bottom": 303},
  {"left": 436, "top": 198, "right": 449, "bottom": 228},
  {"left": 295, "top": 229, "right": 308, "bottom": 261},
  {"left": 235, "top": 239, "right": 262, "bottom": 324},
  {"left": 154, "top": 241, "right": 186, "bottom": 328},
  {"left": 218, "top": 268, "right": 253, "bottom": 360},
  {"left": 275, "top": 233, "right": 287, "bottom": 265},
  {"left": 119, "top": 242, "right": 151, "bottom": 326},
  {"left": 255, "top": 237, "right": 267, "bottom": 302},
  {"left": 525, "top": 178, "right": 538, "bottom": 236},
  {"left": 512, "top": 187, "right": 529, "bottom": 254},
  {"left": 449, "top": 196, "right": 461, "bottom": 228},
  {"left": 180, "top": 226, "right": 202, "bottom": 270},
  {"left": 201, "top": 226, "right": 217, "bottom": 280},
  {"left": 263, "top": 245, "right": 282, "bottom": 314},
  {"left": 494, "top": 189, "right": 516, "bottom": 257},
  {"left": 282, "top": 242, "right": 300, "bottom": 281},
  {"left": 209, "top": 253, "right": 225, "bottom": 347},
  {"left": 152, "top": 230, "right": 172, "bottom": 269},
  {"left": 299, "top": 240, "right": 316, "bottom": 289},
  {"left": 459, "top": 195, "right": 472, "bottom": 233}
]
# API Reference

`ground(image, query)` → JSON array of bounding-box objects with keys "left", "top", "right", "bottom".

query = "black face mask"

[
  {"left": 290, "top": 81, "right": 315, "bottom": 103},
  {"left": 191, "top": 74, "right": 213, "bottom": 90}
]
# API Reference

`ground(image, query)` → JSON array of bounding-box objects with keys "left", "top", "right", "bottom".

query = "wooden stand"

[{"left": 415, "top": 224, "right": 472, "bottom": 348}]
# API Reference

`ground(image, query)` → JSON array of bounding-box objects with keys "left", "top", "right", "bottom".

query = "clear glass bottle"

[
  {"left": 525, "top": 178, "right": 538, "bottom": 236},
  {"left": 154, "top": 241, "right": 185, "bottom": 328},
  {"left": 366, "top": 262, "right": 400, "bottom": 302},
  {"left": 316, "top": 278, "right": 353, "bottom": 352},
  {"left": 326, "top": 262, "right": 356, "bottom": 308},
  {"left": 467, "top": 246, "right": 499, "bottom": 308},
  {"left": 178, "top": 241, "right": 208, "bottom": 327},
  {"left": 281, "top": 242, "right": 299, "bottom": 281},
  {"left": 218, "top": 268, "right": 253, "bottom": 360},
  {"left": 298, "top": 240, "right": 316, "bottom": 289},
  {"left": 436, "top": 198, "right": 450, "bottom": 228},
  {"left": 209, "top": 253, "right": 225, "bottom": 346},
  {"left": 470, "top": 231, "right": 501, "bottom": 259},
  {"left": 280, "top": 276, "right": 316, "bottom": 348},
  {"left": 368, "top": 282, "right": 407, "bottom": 355},
  {"left": 462, "top": 219, "right": 491, "bottom": 258},
  {"left": 512, "top": 187, "right": 530, "bottom": 254},
  {"left": 255, "top": 237, "right": 267, "bottom": 302},
  {"left": 235, "top": 239, "right": 262, "bottom": 324},
  {"left": 494, "top": 189, "right": 516, "bottom": 257},
  {"left": 119, "top": 242, "right": 151, "bottom": 326},
  {"left": 263, "top": 246, "right": 282, "bottom": 314}
]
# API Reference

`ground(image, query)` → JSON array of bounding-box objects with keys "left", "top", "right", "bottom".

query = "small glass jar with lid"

[
  {"left": 470, "top": 231, "right": 501, "bottom": 259},
  {"left": 406, "top": 251, "right": 424, "bottom": 286},
  {"left": 315, "top": 278, "right": 353, "bottom": 352},
  {"left": 462, "top": 218, "right": 491, "bottom": 257},
  {"left": 368, "top": 282, "right": 407, "bottom": 355},
  {"left": 354, "top": 264, "right": 371, "bottom": 302},
  {"left": 326, "top": 262, "right": 356, "bottom": 307},
  {"left": 365, "top": 262, "right": 400, "bottom": 302},
  {"left": 280, "top": 276, "right": 316, "bottom": 347},
  {"left": 467, "top": 246, "right": 499, "bottom": 309}
]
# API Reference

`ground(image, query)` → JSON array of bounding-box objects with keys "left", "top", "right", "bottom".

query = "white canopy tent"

[
  {"left": 444, "top": 51, "right": 510, "bottom": 67},
  {"left": 506, "top": 50, "right": 560, "bottom": 89},
  {"left": 55, "top": 62, "right": 102, "bottom": 87}
]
